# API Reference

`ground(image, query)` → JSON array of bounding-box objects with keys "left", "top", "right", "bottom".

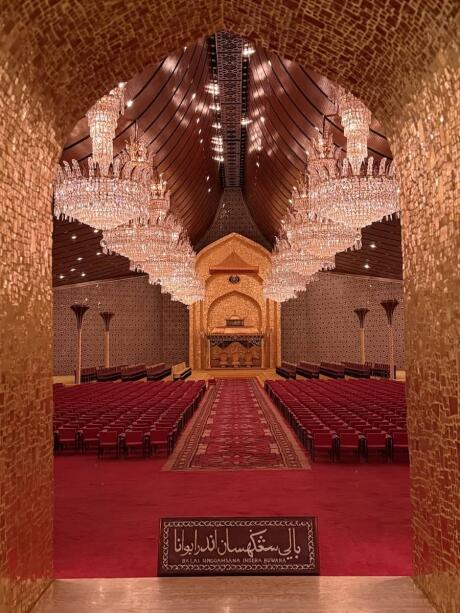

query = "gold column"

[
  {"left": 354, "top": 308, "right": 369, "bottom": 365},
  {"left": 380, "top": 300, "right": 399, "bottom": 380},
  {"left": 99, "top": 312, "right": 114, "bottom": 368}
]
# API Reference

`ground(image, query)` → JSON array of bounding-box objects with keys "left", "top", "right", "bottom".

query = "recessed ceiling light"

[
  {"left": 206, "top": 175, "right": 210, "bottom": 181},
  {"left": 96, "top": 252, "right": 101, "bottom": 256},
  {"left": 70, "top": 268, "right": 76, "bottom": 272},
  {"left": 200, "top": 139, "right": 203, "bottom": 144},
  {"left": 364, "top": 263, "right": 370, "bottom": 269},
  {"left": 370, "top": 243, "right": 376, "bottom": 248},
  {"left": 77, "top": 257, "right": 83, "bottom": 261},
  {"left": 208, "top": 188, "right": 211, "bottom": 192},
  {"left": 93, "top": 229, "right": 99, "bottom": 233},
  {"left": 81, "top": 272, "right": 86, "bottom": 277},
  {"left": 71, "top": 235, "right": 77, "bottom": 240},
  {"left": 126, "top": 100, "right": 133, "bottom": 108},
  {"left": 59, "top": 274, "right": 64, "bottom": 279},
  {"left": 191, "top": 93, "right": 196, "bottom": 100}
]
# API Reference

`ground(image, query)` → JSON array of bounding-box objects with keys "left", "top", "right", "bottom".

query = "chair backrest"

[
  {"left": 392, "top": 431, "right": 408, "bottom": 445},
  {"left": 340, "top": 433, "right": 359, "bottom": 446},
  {"left": 125, "top": 431, "right": 144, "bottom": 443},
  {"left": 82, "top": 428, "right": 99, "bottom": 438},
  {"left": 99, "top": 430, "right": 118, "bottom": 444},
  {"left": 366, "top": 433, "right": 387, "bottom": 445},
  {"left": 313, "top": 433, "right": 333, "bottom": 445},
  {"left": 58, "top": 428, "right": 76, "bottom": 439}
]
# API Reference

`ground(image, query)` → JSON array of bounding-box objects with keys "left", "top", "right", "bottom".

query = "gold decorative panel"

[
  {"left": 0, "top": 3, "right": 458, "bottom": 612},
  {"left": 191, "top": 234, "right": 280, "bottom": 369}
]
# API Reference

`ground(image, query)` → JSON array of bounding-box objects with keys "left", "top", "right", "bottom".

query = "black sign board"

[{"left": 158, "top": 517, "right": 319, "bottom": 576}]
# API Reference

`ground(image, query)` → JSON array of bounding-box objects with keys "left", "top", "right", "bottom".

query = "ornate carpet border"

[{"left": 165, "top": 379, "right": 310, "bottom": 472}]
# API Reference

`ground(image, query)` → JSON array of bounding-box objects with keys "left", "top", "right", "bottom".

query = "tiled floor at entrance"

[{"left": 33, "top": 576, "right": 434, "bottom": 612}]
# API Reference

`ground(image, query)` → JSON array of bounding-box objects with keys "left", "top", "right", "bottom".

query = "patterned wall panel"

[
  {"left": 282, "top": 273, "right": 405, "bottom": 368},
  {"left": 161, "top": 293, "right": 189, "bottom": 366},
  {"left": 53, "top": 276, "right": 188, "bottom": 374}
]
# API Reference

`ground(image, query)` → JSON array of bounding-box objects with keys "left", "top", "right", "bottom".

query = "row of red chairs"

[
  {"left": 265, "top": 379, "right": 408, "bottom": 462},
  {"left": 54, "top": 380, "right": 206, "bottom": 457}
]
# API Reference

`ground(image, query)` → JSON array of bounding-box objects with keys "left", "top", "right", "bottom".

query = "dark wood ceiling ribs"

[
  {"left": 54, "top": 39, "right": 221, "bottom": 286},
  {"left": 243, "top": 46, "right": 401, "bottom": 279}
]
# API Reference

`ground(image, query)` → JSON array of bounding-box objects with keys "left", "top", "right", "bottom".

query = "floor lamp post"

[
  {"left": 99, "top": 312, "right": 115, "bottom": 368},
  {"left": 354, "top": 308, "right": 369, "bottom": 365},
  {"left": 380, "top": 299, "right": 399, "bottom": 380},
  {"left": 71, "top": 304, "right": 90, "bottom": 384}
]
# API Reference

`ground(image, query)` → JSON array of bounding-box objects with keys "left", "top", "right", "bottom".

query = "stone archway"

[{"left": 0, "top": 3, "right": 458, "bottom": 611}]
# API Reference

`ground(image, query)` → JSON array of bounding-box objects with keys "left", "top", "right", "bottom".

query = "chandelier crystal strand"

[
  {"left": 334, "top": 85, "right": 371, "bottom": 174},
  {"left": 309, "top": 156, "right": 399, "bottom": 228},
  {"left": 86, "top": 83, "right": 126, "bottom": 174}
]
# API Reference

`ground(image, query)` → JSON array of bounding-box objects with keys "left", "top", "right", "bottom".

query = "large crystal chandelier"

[
  {"left": 86, "top": 84, "right": 126, "bottom": 173},
  {"left": 309, "top": 156, "right": 398, "bottom": 229},
  {"left": 307, "top": 114, "right": 399, "bottom": 229},
  {"left": 54, "top": 88, "right": 150, "bottom": 230},
  {"left": 333, "top": 85, "right": 371, "bottom": 174},
  {"left": 286, "top": 164, "right": 361, "bottom": 259}
]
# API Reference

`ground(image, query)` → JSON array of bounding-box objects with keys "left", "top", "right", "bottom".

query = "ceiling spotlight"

[
  {"left": 126, "top": 100, "right": 133, "bottom": 108},
  {"left": 364, "top": 263, "right": 370, "bottom": 269},
  {"left": 77, "top": 257, "right": 83, "bottom": 261},
  {"left": 70, "top": 268, "right": 76, "bottom": 272},
  {"left": 191, "top": 93, "right": 196, "bottom": 100},
  {"left": 205, "top": 83, "right": 219, "bottom": 95},
  {"left": 206, "top": 175, "right": 210, "bottom": 181},
  {"left": 59, "top": 274, "right": 65, "bottom": 279},
  {"left": 208, "top": 188, "right": 211, "bottom": 193},
  {"left": 256, "top": 161, "right": 260, "bottom": 167},
  {"left": 71, "top": 235, "right": 77, "bottom": 240},
  {"left": 96, "top": 252, "right": 101, "bottom": 256},
  {"left": 370, "top": 243, "right": 376, "bottom": 249},
  {"left": 81, "top": 272, "right": 86, "bottom": 277},
  {"left": 93, "top": 229, "right": 99, "bottom": 233},
  {"left": 200, "top": 139, "right": 203, "bottom": 144}
]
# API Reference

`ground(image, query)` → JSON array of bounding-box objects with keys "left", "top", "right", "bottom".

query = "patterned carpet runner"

[{"left": 167, "top": 379, "right": 309, "bottom": 471}]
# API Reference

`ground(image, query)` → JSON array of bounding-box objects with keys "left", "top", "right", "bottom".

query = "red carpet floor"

[
  {"left": 168, "top": 379, "right": 308, "bottom": 470},
  {"left": 54, "top": 456, "right": 412, "bottom": 577}
]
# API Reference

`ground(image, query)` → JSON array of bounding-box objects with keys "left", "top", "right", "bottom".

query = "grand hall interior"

[{"left": 0, "top": 2, "right": 458, "bottom": 613}]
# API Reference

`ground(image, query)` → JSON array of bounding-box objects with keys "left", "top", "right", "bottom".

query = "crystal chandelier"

[
  {"left": 286, "top": 163, "right": 361, "bottom": 258},
  {"left": 309, "top": 156, "right": 398, "bottom": 229},
  {"left": 54, "top": 93, "right": 150, "bottom": 230},
  {"left": 54, "top": 153, "right": 150, "bottom": 229},
  {"left": 86, "top": 83, "right": 126, "bottom": 174},
  {"left": 333, "top": 85, "right": 371, "bottom": 174}
]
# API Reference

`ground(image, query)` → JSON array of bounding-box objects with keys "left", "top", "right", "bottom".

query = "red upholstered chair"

[
  {"left": 365, "top": 433, "right": 390, "bottom": 462},
  {"left": 149, "top": 429, "right": 170, "bottom": 456},
  {"left": 81, "top": 427, "right": 100, "bottom": 453},
  {"left": 311, "top": 433, "right": 337, "bottom": 462},
  {"left": 391, "top": 431, "right": 409, "bottom": 461},
  {"left": 124, "top": 430, "right": 146, "bottom": 457},
  {"left": 337, "top": 433, "right": 361, "bottom": 462},
  {"left": 98, "top": 430, "right": 119, "bottom": 458},
  {"left": 57, "top": 428, "right": 77, "bottom": 453}
]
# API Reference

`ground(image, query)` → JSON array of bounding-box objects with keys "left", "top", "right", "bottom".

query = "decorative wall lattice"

[
  {"left": 53, "top": 276, "right": 188, "bottom": 374},
  {"left": 282, "top": 273, "right": 405, "bottom": 368}
]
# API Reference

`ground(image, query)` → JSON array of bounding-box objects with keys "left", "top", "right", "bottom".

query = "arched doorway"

[{"left": 0, "top": 3, "right": 458, "bottom": 611}]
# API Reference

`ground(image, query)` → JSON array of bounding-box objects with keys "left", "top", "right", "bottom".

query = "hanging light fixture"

[
  {"left": 86, "top": 83, "right": 126, "bottom": 174},
  {"left": 333, "top": 85, "right": 371, "bottom": 174},
  {"left": 54, "top": 93, "right": 150, "bottom": 230}
]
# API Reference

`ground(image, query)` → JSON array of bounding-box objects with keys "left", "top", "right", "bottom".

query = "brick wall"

[
  {"left": 53, "top": 276, "right": 188, "bottom": 374},
  {"left": 282, "top": 272, "right": 404, "bottom": 368}
]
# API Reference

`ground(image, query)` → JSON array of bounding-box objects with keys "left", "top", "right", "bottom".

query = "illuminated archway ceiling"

[{"left": 53, "top": 35, "right": 401, "bottom": 287}]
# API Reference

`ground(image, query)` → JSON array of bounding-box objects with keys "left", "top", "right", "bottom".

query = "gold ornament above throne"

[{"left": 189, "top": 233, "right": 281, "bottom": 369}]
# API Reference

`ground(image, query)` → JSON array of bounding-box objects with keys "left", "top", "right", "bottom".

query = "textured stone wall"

[
  {"left": 282, "top": 273, "right": 404, "bottom": 368},
  {"left": 53, "top": 276, "right": 188, "bottom": 374},
  {"left": 0, "top": 2, "right": 458, "bottom": 612},
  {"left": 389, "top": 41, "right": 459, "bottom": 612},
  {"left": 0, "top": 68, "right": 56, "bottom": 611}
]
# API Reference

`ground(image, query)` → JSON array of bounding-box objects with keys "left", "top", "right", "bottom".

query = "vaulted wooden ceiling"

[{"left": 53, "top": 36, "right": 402, "bottom": 287}]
